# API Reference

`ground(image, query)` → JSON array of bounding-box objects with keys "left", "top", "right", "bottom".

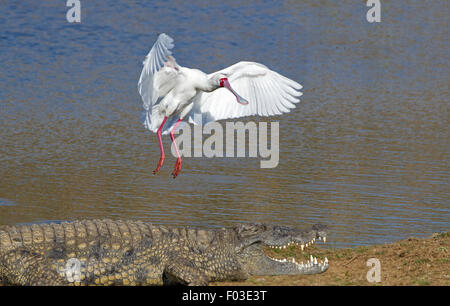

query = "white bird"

[{"left": 138, "top": 33, "right": 302, "bottom": 178}]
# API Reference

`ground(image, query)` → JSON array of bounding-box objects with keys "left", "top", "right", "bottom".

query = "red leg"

[
  {"left": 153, "top": 116, "right": 168, "bottom": 174},
  {"left": 170, "top": 118, "right": 183, "bottom": 178}
]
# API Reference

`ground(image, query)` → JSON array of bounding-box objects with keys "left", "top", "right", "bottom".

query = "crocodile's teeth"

[
  {"left": 323, "top": 237, "right": 326, "bottom": 243},
  {"left": 301, "top": 244, "right": 304, "bottom": 251},
  {"left": 314, "top": 257, "right": 317, "bottom": 265},
  {"left": 310, "top": 255, "right": 313, "bottom": 262}
]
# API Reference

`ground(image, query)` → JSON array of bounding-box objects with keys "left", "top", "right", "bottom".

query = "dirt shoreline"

[{"left": 213, "top": 232, "right": 449, "bottom": 286}]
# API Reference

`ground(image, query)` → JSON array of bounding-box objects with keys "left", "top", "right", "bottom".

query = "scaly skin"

[{"left": 0, "top": 219, "right": 328, "bottom": 286}]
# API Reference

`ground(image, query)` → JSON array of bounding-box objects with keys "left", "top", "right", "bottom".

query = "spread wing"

[
  {"left": 187, "top": 61, "right": 302, "bottom": 124},
  {"left": 138, "top": 33, "right": 180, "bottom": 132}
]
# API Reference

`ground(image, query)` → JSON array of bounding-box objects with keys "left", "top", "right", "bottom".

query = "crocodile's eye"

[{"left": 237, "top": 224, "right": 267, "bottom": 237}]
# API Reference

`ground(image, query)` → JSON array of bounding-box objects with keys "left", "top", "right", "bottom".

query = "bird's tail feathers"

[
  {"left": 143, "top": 104, "right": 163, "bottom": 133},
  {"left": 143, "top": 105, "right": 180, "bottom": 135}
]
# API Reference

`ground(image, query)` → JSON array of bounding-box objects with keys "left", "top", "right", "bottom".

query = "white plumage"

[
  {"left": 138, "top": 33, "right": 302, "bottom": 177},
  {"left": 188, "top": 61, "right": 303, "bottom": 126}
]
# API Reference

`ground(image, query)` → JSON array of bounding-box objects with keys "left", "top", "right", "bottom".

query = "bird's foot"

[
  {"left": 172, "top": 158, "right": 182, "bottom": 178},
  {"left": 153, "top": 156, "right": 165, "bottom": 174}
]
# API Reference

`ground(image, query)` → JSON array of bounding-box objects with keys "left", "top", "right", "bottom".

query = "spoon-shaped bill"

[{"left": 219, "top": 78, "right": 249, "bottom": 105}]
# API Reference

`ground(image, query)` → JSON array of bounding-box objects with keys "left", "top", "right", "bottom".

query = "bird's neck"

[
  {"left": 196, "top": 73, "right": 220, "bottom": 93},
  {"left": 198, "top": 78, "right": 217, "bottom": 92}
]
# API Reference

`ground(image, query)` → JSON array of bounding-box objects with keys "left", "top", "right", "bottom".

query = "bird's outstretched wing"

[
  {"left": 138, "top": 33, "right": 179, "bottom": 131},
  {"left": 187, "top": 61, "right": 302, "bottom": 124}
]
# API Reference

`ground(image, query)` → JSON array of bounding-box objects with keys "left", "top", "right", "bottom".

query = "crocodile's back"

[
  {"left": 0, "top": 219, "right": 175, "bottom": 285},
  {"left": 0, "top": 219, "right": 160, "bottom": 251}
]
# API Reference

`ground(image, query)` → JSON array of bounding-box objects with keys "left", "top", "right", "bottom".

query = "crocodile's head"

[{"left": 233, "top": 223, "right": 329, "bottom": 276}]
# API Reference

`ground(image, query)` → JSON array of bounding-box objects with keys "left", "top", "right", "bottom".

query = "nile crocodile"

[{"left": 0, "top": 219, "right": 328, "bottom": 285}]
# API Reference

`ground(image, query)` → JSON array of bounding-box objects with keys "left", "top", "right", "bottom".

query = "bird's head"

[
  {"left": 211, "top": 73, "right": 249, "bottom": 105},
  {"left": 210, "top": 73, "right": 227, "bottom": 86}
]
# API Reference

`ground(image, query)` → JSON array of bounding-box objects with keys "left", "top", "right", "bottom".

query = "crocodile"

[{"left": 0, "top": 219, "right": 328, "bottom": 285}]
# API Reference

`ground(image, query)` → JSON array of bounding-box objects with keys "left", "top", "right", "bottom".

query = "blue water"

[
  {"left": 0, "top": 1, "right": 448, "bottom": 247},
  {"left": 0, "top": 199, "right": 16, "bottom": 207}
]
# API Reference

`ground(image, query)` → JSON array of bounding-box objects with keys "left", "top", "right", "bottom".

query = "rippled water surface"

[{"left": 0, "top": 1, "right": 448, "bottom": 247}]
